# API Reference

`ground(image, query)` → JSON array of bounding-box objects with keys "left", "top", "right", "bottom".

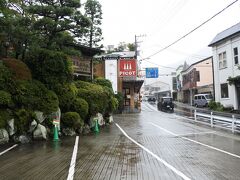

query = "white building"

[
  {"left": 144, "top": 73, "right": 176, "bottom": 100},
  {"left": 96, "top": 51, "right": 136, "bottom": 94},
  {"left": 209, "top": 22, "right": 240, "bottom": 110},
  {"left": 176, "top": 65, "right": 184, "bottom": 102},
  {"left": 105, "top": 57, "right": 118, "bottom": 94}
]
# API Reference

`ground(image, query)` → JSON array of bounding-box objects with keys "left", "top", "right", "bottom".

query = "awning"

[{"left": 122, "top": 80, "right": 144, "bottom": 93}]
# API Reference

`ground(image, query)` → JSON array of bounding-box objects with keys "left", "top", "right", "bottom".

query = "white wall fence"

[{"left": 194, "top": 110, "right": 240, "bottom": 133}]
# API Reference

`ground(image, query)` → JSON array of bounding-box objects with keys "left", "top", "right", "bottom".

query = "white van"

[{"left": 193, "top": 94, "right": 213, "bottom": 107}]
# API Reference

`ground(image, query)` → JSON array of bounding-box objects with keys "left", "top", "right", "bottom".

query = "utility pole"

[
  {"left": 134, "top": 34, "right": 146, "bottom": 59},
  {"left": 135, "top": 35, "right": 137, "bottom": 59}
]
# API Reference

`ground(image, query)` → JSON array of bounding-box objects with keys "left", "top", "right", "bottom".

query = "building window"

[
  {"left": 233, "top": 47, "right": 238, "bottom": 65},
  {"left": 124, "top": 99, "right": 130, "bottom": 106},
  {"left": 221, "top": 83, "right": 229, "bottom": 98},
  {"left": 123, "top": 88, "right": 130, "bottom": 98},
  {"left": 125, "top": 88, "right": 130, "bottom": 95},
  {"left": 218, "top": 51, "right": 227, "bottom": 69},
  {"left": 195, "top": 71, "right": 200, "bottom": 81}
]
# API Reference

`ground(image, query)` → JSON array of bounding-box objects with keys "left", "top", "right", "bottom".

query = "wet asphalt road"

[{"left": 1, "top": 102, "right": 240, "bottom": 179}]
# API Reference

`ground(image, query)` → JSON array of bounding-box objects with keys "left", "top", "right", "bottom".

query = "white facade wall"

[
  {"left": 212, "top": 36, "right": 240, "bottom": 109},
  {"left": 105, "top": 59, "right": 118, "bottom": 94},
  {"left": 176, "top": 66, "right": 183, "bottom": 89}
]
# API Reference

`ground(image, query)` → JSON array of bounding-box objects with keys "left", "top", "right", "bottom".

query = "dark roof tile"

[{"left": 209, "top": 22, "right": 240, "bottom": 46}]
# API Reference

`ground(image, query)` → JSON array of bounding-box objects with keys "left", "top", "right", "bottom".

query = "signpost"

[
  {"left": 146, "top": 67, "right": 159, "bottom": 78},
  {"left": 119, "top": 59, "right": 137, "bottom": 77}
]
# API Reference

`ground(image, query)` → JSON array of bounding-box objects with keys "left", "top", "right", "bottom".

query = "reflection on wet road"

[{"left": 1, "top": 101, "right": 240, "bottom": 179}]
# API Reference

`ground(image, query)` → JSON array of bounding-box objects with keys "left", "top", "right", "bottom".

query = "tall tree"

[
  {"left": 127, "top": 43, "right": 135, "bottom": 51},
  {"left": 0, "top": 0, "right": 37, "bottom": 59},
  {"left": 0, "top": 0, "right": 94, "bottom": 88},
  {"left": 22, "top": 0, "right": 91, "bottom": 88},
  {"left": 116, "top": 42, "right": 135, "bottom": 52},
  {"left": 27, "top": 0, "right": 90, "bottom": 50},
  {"left": 83, "top": 0, "right": 103, "bottom": 48},
  {"left": 114, "top": 42, "right": 127, "bottom": 52}
]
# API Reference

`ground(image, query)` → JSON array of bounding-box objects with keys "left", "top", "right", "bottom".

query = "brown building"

[
  {"left": 69, "top": 44, "right": 103, "bottom": 80},
  {"left": 94, "top": 52, "right": 144, "bottom": 113},
  {"left": 181, "top": 57, "right": 213, "bottom": 105}
]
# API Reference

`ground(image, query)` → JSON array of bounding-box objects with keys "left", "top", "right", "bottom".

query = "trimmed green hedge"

[
  {"left": 71, "top": 98, "right": 89, "bottom": 120},
  {"left": 0, "top": 61, "right": 16, "bottom": 92},
  {"left": 75, "top": 80, "right": 119, "bottom": 116},
  {"left": 75, "top": 81, "right": 108, "bottom": 115},
  {"left": 0, "top": 109, "right": 13, "bottom": 128},
  {"left": 24, "top": 49, "right": 73, "bottom": 89},
  {"left": 14, "top": 80, "right": 59, "bottom": 114},
  {"left": 14, "top": 109, "right": 35, "bottom": 134},
  {"left": 93, "top": 77, "right": 113, "bottom": 89},
  {"left": 2, "top": 58, "right": 32, "bottom": 80},
  {"left": 53, "top": 83, "right": 77, "bottom": 113},
  {"left": 0, "top": 90, "right": 12, "bottom": 107},
  {"left": 61, "top": 112, "right": 83, "bottom": 130},
  {"left": 109, "top": 96, "right": 118, "bottom": 112},
  {"left": 115, "top": 92, "right": 124, "bottom": 112}
]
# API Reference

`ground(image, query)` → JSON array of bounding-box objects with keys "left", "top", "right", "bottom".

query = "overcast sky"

[{"left": 92, "top": 0, "right": 240, "bottom": 72}]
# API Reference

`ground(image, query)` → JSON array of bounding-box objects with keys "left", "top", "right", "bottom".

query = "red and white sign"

[{"left": 119, "top": 59, "right": 136, "bottom": 77}]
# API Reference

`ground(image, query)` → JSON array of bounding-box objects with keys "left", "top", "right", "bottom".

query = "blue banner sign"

[{"left": 146, "top": 67, "right": 158, "bottom": 78}]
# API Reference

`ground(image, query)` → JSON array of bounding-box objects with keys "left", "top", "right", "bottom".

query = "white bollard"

[
  {"left": 210, "top": 112, "right": 213, "bottom": 127},
  {"left": 194, "top": 109, "right": 197, "bottom": 121},
  {"left": 232, "top": 115, "right": 235, "bottom": 133}
]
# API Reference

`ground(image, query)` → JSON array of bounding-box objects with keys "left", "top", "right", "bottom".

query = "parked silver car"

[{"left": 193, "top": 94, "right": 213, "bottom": 107}]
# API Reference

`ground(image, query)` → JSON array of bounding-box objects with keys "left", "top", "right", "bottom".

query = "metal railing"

[{"left": 194, "top": 109, "right": 240, "bottom": 133}]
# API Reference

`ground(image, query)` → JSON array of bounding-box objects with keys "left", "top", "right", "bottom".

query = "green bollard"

[
  {"left": 94, "top": 118, "right": 99, "bottom": 133},
  {"left": 53, "top": 124, "right": 59, "bottom": 141}
]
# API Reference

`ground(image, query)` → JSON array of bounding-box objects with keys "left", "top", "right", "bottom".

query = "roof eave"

[{"left": 208, "top": 32, "right": 240, "bottom": 47}]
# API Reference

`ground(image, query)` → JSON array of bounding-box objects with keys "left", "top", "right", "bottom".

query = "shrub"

[
  {"left": 114, "top": 92, "right": 123, "bottom": 112},
  {"left": 75, "top": 80, "right": 118, "bottom": 116},
  {"left": 14, "top": 80, "right": 59, "bottom": 114},
  {"left": 0, "top": 61, "right": 16, "bottom": 92},
  {"left": 0, "top": 90, "right": 12, "bottom": 107},
  {"left": 24, "top": 49, "right": 73, "bottom": 89},
  {"left": 208, "top": 100, "right": 217, "bottom": 110},
  {"left": 41, "top": 90, "right": 59, "bottom": 114},
  {"left": 0, "top": 109, "right": 13, "bottom": 128},
  {"left": 61, "top": 112, "right": 83, "bottom": 130},
  {"left": 208, "top": 100, "right": 224, "bottom": 111},
  {"left": 93, "top": 77, "right": 113, "bottom": 89},
  {"left": 223, "top": 106, "right": 234, "bottom": 112},
  {"left": 2, "top": 58, "right": 32, "bottom": 80},
  {"left": 110, "top": 97, "right": 119, "bottom": 112},
  {"left": 74, "top": 80, "right": 92, "bottom": 89},
  {"left": 71, "top": 98, "right": 89, "bottom": 120},
  {"left": 105, "top": 96, "right": 119, "bottom": 114},
  {"left": 14, "top": 109, "right": 35, "bottom": 134},
  {"left": 76, "top": 81, "right": 108, "bottom": 115},
  {"left": 0, "top": 116, "right": 6, "bottom": 129},
  {"left": 53, "top": 83, "right": 77, "bottom": 113},
  {"left": 102, "top": 86, "right": 114, "bottom": 97}
]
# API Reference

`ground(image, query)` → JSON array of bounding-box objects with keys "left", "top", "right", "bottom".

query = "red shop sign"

[{"left": 119, "top": 59, "right": 136, "bottom": 77}]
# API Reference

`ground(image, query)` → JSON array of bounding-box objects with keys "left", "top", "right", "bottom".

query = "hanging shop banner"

[
  {"left": 145, "top": 67, "right": 158, "bottom": 78},
  {"left": 119, "top": 59, "right": 137, "bottom": 77}
]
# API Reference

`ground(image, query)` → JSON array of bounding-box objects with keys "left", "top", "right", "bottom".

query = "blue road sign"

[{"left": 146, "top": 67, "right": 158, "bottom": 78}]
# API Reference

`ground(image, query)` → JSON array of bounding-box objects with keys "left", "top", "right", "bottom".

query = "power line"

[
  {"left": 141, "top": 58, "right": 176, "bottom": 70},
  {"left": 142, "top": 45, "right": 208, "bottom": 59},
  {"left": 148, "top": 0, "right": 189, "bottom": 39},
  {"left": 143, "top": 0, "right": 239, "bottom": 60}
]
